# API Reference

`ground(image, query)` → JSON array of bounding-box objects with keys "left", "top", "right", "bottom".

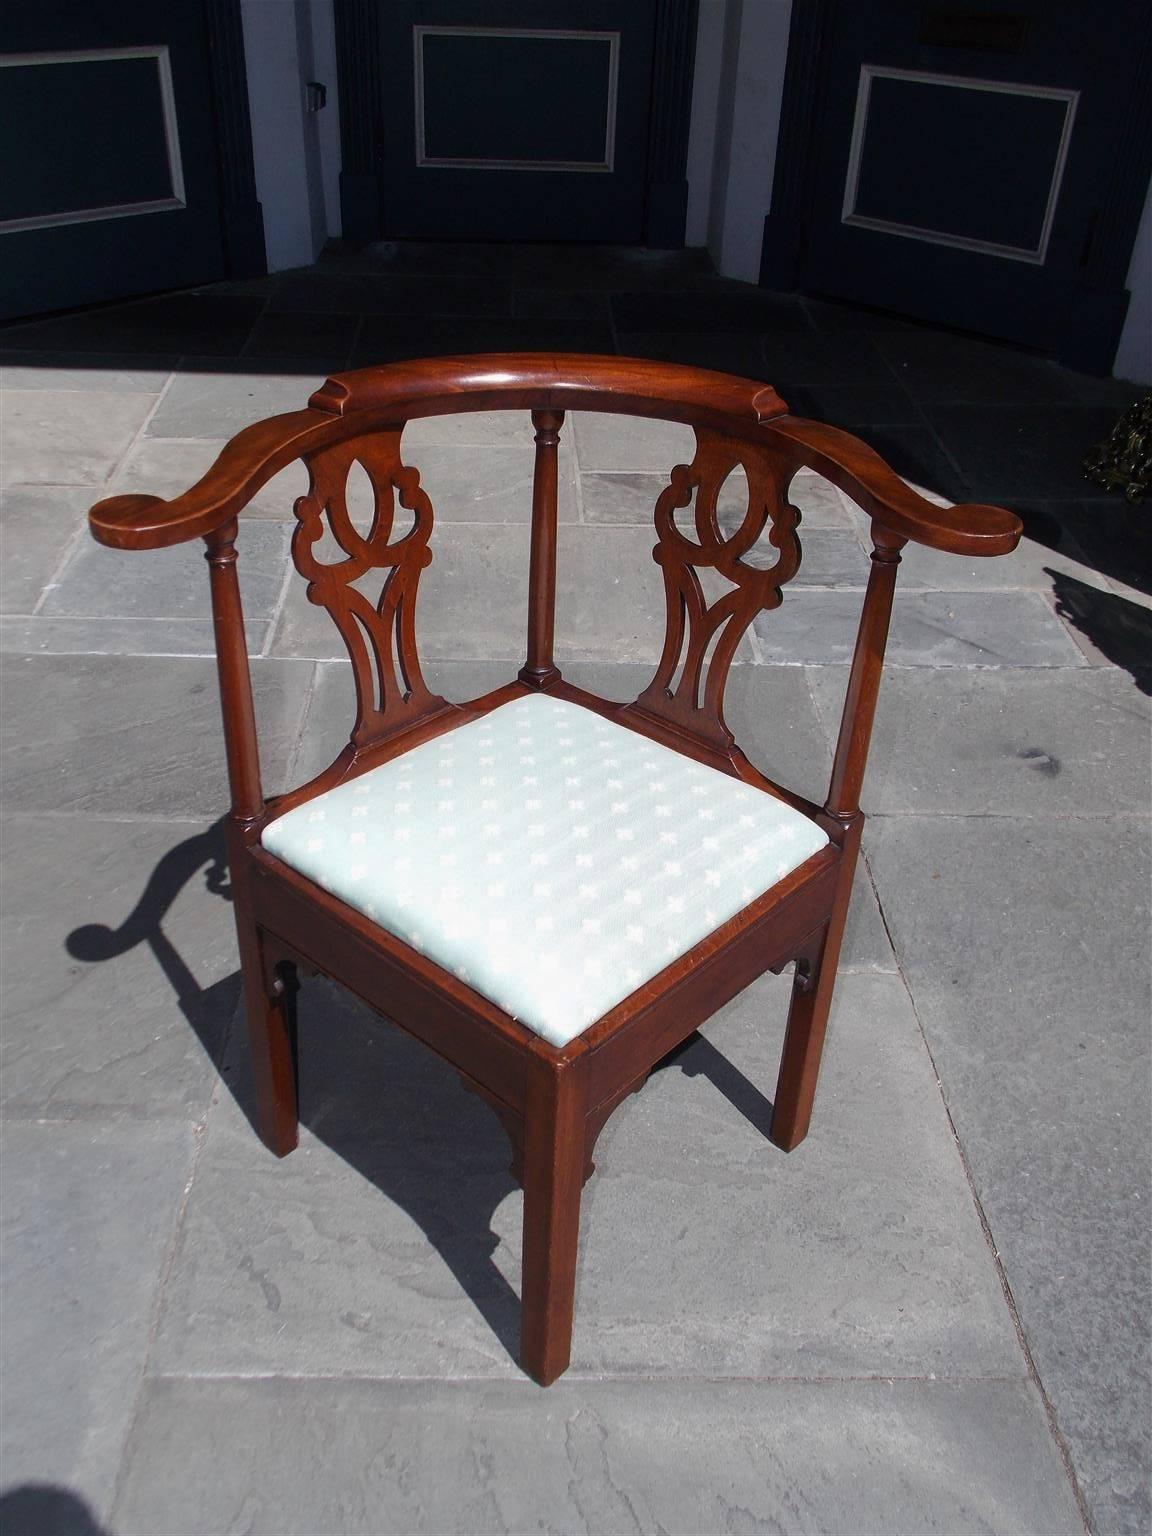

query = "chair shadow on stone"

[
  {"left": 0, "top": 1484, "right": 113, "bottom": 1536},
  {"left": 64, "top": 817, "right": 775, "bottom": 1365},
  {"left": 1048, "top": 568, "right": 1152, "bottom": 695}
]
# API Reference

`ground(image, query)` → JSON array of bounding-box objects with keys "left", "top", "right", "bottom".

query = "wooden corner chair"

[{"left": 88, "top": 354, "right": 1021, "bottom": 1386}]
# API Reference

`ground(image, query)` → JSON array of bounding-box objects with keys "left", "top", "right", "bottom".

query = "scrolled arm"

[
  {"left": 88, "top": 408, "right": 336, "bottom": 550},
  {"left": 765, "top": 416, "right": 1021, "bottom": 557}
]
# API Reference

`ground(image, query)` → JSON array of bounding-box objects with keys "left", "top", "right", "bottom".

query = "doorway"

[
  {"left": 0, "top": 0, "right": 263, "bottom": 320},
  {"left": 762, "top": 0, "right": 1152, "bottom": 372},
  {"left": 334, "top": 0, "right": 699, "bottom": 247}
]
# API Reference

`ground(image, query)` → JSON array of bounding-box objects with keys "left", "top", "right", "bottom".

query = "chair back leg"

[{"left": 519, "top": 1054, "right": 589, "bottom": 1385}]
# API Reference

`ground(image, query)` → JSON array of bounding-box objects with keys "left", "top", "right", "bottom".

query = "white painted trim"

[
  {"left": 841, "top": 65, "right": 1079, "bottom": 265},
  {"left": 1114, "top": 171, "right": 1152, "bottom": 383},
  {"left": 0, "top": 46, "right": 186, "bottom": 233},
  {"left": 413, "top": 26, "right": 619, "bottom": 172}
]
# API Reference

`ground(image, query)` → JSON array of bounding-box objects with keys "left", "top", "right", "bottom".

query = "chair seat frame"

[{"left": 90, "top": 354, "right": 1021, "bottom": 1385}]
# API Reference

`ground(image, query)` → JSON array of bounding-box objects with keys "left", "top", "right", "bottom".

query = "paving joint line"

[
  {"left": 234, "top": 291, "right": 276, "bottom": 360},
  {"left": 138, "top": 1368, "right": 1034, "bottom": 1387},
  {"left": 104, "top": 1103, "right": 214, "bottom": 1529},
  {"left": 282, "top": 657, "right": 323, "bottom": 787},
  {"left": 861, "top": 843, "right": 1095, "bottom": 1535},
  {"left": 28, "top": 367, "right": 180, "bottom": 617}
]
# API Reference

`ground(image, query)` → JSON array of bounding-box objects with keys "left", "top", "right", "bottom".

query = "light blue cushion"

[{"left": 261, "top": 694, "right": 829, "bottom": 1047}]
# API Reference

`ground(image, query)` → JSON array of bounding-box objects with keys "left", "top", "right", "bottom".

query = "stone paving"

[{"left": 0, "top": 246, "right": 1149, "bottom": 1535}]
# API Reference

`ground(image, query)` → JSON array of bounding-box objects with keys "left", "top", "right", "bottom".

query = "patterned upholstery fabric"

[{"left": 261, "top": 695, "right": 829, "bottom": 1047}]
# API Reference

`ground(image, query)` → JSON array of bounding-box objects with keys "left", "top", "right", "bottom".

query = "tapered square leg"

[
  {"left": 237, "top": 931, "right": 299, "bottom": 1157},
  {"left": 519, "top": 1055, "right": 588, "bottom": 1385},
  {"left": 771, "top": 820, "right": 863, "bottom": 1153},
  {"left": 770, "top": 925, "right": 834, "bottom": 1152},
  {"left": 227, "top": 826, "right": 298, "bottom": 1158}
]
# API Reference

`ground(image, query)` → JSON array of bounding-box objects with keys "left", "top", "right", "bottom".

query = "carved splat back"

[
  {"left": 293, "top": 430, "right": 448, "bottom": 750},
  {"left": 624, "top": 427, "right": 803, "bottom": 751}
]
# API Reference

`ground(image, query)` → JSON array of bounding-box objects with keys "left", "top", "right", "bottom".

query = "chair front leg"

[
  {"left": 227, "top": 827, "right": 299, "bottom": 1157},
  {"left": 771, "top": 821, "right": 862, "bottom": 1152},
  {"left": 519, "top": 1053, "right": 589, "bottom": 1385}
]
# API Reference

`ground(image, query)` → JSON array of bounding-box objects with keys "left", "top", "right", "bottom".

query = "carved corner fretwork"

[
  {"left": 294, "top": 431, "right": 450, "bottom": 751},
  {"left": 625, "top": 428, "right": 802, "bottom": 750}
]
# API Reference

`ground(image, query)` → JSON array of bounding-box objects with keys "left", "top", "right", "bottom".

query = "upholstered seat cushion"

[{"left": 261, "top": 694, "right": 829, "bottom": 1047}]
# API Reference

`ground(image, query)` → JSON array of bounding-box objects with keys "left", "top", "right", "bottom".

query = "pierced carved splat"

[
  {"left": 627, "top": 428, "right": 802, "bottom": 749},
  {"left": 293, "top": 431, "right": 449, "bottom": 749}
]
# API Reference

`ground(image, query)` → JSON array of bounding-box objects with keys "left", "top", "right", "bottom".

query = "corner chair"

[{"left": 88, "top": 354, "right": 1022, "bottom": 1385}]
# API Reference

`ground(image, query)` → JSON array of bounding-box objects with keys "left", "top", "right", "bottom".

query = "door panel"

[
  {"left": 380, "top": 0, "right": 656, "bottom": 241},
  {"left": 797, "top": 1, "right": 1150, "bottom": 359},
  {"left": 0, "top": 1, "right": 230, "bottom": 319}
]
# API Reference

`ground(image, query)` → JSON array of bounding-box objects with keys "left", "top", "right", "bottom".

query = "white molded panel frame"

[
  {"left": 841, "top": 65, "right": 1079, "bottom": 265},
  {"left": 0, "top": 46, "right": 186, "bottom": 233},
  {"left": 413, "top": 25, "right": 620, "bottom": 172}
]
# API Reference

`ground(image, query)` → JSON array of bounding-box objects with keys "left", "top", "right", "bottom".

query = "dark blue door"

[
  {"left": 379, "top": 0, "right": 657, "bottom": 241},
  {"left": 0, "top": 0, "right": 231, "bottom": 318},
  {"left": 797, "top": 0, "right": 1150, "bottom": 360}
]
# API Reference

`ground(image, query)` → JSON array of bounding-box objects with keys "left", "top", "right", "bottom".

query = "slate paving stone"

[
  {"left": 579, "top": 465, "right": 857, "bottom": 529},
  {"left": 615, "top": 329, "right": 774, "bottom": 376},
  {"left": 569, "top": 410, "right": 696, "bottom": 471},
  {"left": 0, "top": 815, "right": 236, "bottom": 1117},
  {"left": 111, "top": 1375, "right": 1084, "bottom": 1536},
  {"left": 352, "top": 315, "right": 617, "bottom": 366},
  {"left": 400, "top": 407, "right": 538, "bottom": 449},
  {"left": 0, "top": 614, "right": 269, "bottom": 659},
  {"left": 0, "top": 353, "right": 175, "bottom": 391},
  {"left": 0, "top": 485, "right": 89, "bottom": 612},
  {"left": 578, "top": 469, "right": 688, "bottom": 525},
  {"left": 759, "top": 330, "right": 895, "bottom": 387},
  {"left": 268, "top": 271, "right": 513, "bottom": 316},
  {"left": 754, "top": 590, "right": 1087, "bottom": 667},
  {"left": 271, "top": 523, "right": 734, "bottom": 665},
  {"left": 1024, "top": 496, "right": 1152, "bottom": 599},
  {"left": 1, "top": 388, "right": 156, "bottom": 485},
  {"left": 923, "top": 402, "right": 1120, "bottom": 500},
  {"left": 153, "top": 971, "right": 1019, "bottom": 1381},
  {"left": 0, "top": 292, "right": 265, "bottom": 355},
  {"left": 1, "top": 1120, "right": 195, "bottom": 1522},
  {"left": 802, "top": 296, "right": 925, "bottom": 334},
  {"left": 1047, "top": 568, "right": 1152, "bottom": 682},
  {"left": 357, "top": 240, "right": 711, "bottom": 288},
  {"left": 145, "top": 368, "right": 325, "bottom": 438},
  {"left": 271, "top": 524, "right": 530, "bottom": 661},
  {"left": 807, "top": 664, "right": 1152, "bottom": 818},
  {"left": 867, "top": 815, "right": 1151, "bottom": 1536},
  {"left": 241, "top": 309, "right": 360, "bottom": 363},
  {"left": 788, "top": 528, "right": 870, "bottom": 585},
  {"left": 891, "top": 526, "right": 1116, "bottom": 595},
  {"left": 785, "top": 381, "right": 922, "bottom": 426},
  {"left": 41, "top": 519, "right": 291, "bottom": 622},
  {"left": 405, "top": 441, "right": 579, "bottom": 522},
  {"left": 850, "top": 421, "right": 973, "bottom": 504},
  {"left": 875, "top": 331, "right": 1079, "bottom": 403},
  {"left": 109, "top": 434, "right": 310, "bottom": 518},
  {"left": 0, "top": 653, "right": 313, "bottom": 816},
  {"left": 510, "top": 287, "right": 611, "bottom": 323},
  {"left": 1060, "top": 369, "right": 1148, "bottom": 409},
  {"left": 611, "top": 288, "right": 813, "bottom": 333}
]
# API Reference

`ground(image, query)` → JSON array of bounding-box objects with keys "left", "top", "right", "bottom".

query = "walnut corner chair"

[{"left": 88, "top": 355, "right": 1021, "bottom": 1386}]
